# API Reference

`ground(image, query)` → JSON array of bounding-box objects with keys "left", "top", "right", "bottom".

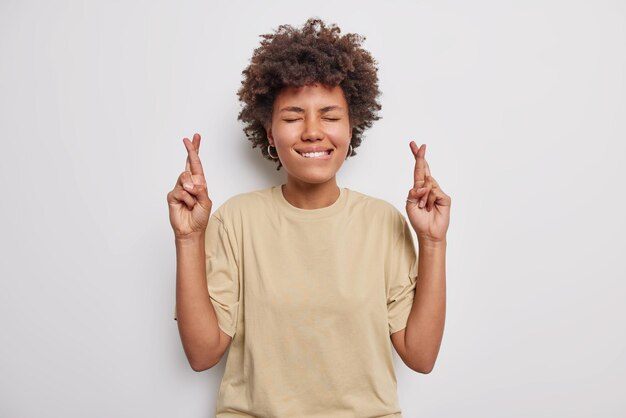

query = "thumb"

[
  {"left": 183, "top": 179, "right": 212, "bottom": 210},
  {"left": 196, "top": 184, "right": 212, "bottom": 209}
]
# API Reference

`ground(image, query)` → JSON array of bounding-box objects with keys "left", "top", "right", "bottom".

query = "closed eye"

[{"left": 283, "top": 118, "right": 301, "bottom": 123}]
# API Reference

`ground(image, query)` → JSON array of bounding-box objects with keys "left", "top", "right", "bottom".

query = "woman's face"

[{"left": 267, "top": 84, "right": 352, "bottom": 187}]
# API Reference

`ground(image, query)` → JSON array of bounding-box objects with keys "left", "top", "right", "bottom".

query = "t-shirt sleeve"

[
  {"left": 173, "top": 213, "right": 240, "bottom": 338},
  {"left": 386, "top": 213, "right": 419, "bottom": 335}
]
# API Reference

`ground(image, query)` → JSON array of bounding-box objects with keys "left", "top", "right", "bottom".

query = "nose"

[{"left": 301, "top": 117, "right": 324, "bottom": 141}]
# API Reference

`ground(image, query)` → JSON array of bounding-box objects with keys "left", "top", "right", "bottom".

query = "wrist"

[
  {"left": 418, "top": 237, "right": 447, "bottom": 251},
  {"left": 175, "top": 232, "right": 205, "bottom": 246}
]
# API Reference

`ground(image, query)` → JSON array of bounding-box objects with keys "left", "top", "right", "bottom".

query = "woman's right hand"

[{"left": 167, "top": 133, "right": 212, "bottom": 240}]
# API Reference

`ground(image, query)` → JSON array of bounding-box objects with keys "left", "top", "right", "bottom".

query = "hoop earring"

[
  {"left": 345, "top": 144, "right": 353, "bottom": 160},
  {"left": 267, "top": 145, "right": 279, "bottom": 160}
]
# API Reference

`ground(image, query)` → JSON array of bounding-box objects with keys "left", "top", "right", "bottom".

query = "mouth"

[{"left": 296, "top": 149, "right": 333, "bottom": 159}]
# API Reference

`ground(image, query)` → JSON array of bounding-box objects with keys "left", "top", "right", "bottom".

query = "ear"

[
  {"left": 347, "top": 116, "right": 354, "bottom": 141},
  {"left": 266, "top": 126, "right": 274, "bottom": 146}
]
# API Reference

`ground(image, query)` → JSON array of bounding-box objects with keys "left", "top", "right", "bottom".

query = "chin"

[{"left": 286, "top": 168, "right": 340, "bottom": 185}]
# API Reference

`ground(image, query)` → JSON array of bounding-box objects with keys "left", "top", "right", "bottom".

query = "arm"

[
  {"left": 392, "top": 141, "right": 451, "bottom": 374},
  {"left": 167, "top": 133, "right": 231, "bottom": 372},
  {"left": 175, "top": 233, "right": 232, "bottom": 372},
  {"left": 391, "top": 240, "right": 446, "bottom": 374}
]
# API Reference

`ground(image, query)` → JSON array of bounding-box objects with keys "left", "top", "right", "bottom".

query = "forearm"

[
  {"left": 175, "top": 233, "right": 221, "bottom": 370},
  {"left": 404, "top": 239, "right": 447, "bottom": 372}
]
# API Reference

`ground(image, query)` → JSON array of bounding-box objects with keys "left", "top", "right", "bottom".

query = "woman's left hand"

[{"left": 405, "top": 142, "right": 452, "bottom": 244}]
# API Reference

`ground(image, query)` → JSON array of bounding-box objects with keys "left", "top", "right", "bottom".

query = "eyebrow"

[{"left": 279, "top": 105, "right": 344, "bottom": 113}]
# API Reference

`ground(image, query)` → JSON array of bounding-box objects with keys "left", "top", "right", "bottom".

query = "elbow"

[
  {"left": 412, "top": 363, "right": 435, "bottom": 374},
  {"left": 187, "top": 349, "right": 222, "bottom": 372},
  {"left": 404, "top": 342, "right": 440, "bottom": 374},
  {"left": 182, "top": 335, "right": 226, "bottom": 372},
  {"left": 190, "top": 363, "right": 210, "bottom": 372},
  {"left": 190, "top": 360, "right": 209, "bottom": 372},
  {"left": 408, "top": 357, "right": 437, "bottom": 374},
  {"left": 189, "top": 356, "right": 218, "bottom": 372}
]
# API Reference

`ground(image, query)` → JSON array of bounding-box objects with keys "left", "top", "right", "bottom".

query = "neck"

[{"left": 281, "top": 177, "right": 340, "bottom": 209}]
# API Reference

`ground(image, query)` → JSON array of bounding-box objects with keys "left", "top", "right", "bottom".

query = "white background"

[{"left": 1, "top": 0, "right": 625, "bottom": 417}]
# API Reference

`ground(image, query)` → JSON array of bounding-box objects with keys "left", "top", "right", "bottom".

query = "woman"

[{"left": 167, "top": 18, "right": 451, "bottom": 418}]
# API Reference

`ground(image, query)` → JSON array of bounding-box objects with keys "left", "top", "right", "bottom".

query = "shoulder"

[
  {"left": 345, "top": 189, "right": 407, "bottom": 227},
  {"left": 211, "top": 187, "right": 274, "bottom": 221}
]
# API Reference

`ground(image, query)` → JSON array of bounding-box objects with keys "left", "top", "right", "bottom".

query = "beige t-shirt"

[{"left": 175, "top": 185, "right": 418, "bottom": 417}]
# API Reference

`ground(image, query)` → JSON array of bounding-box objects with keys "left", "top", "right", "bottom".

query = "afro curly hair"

[{"left": 237, "top": 17, "right": 382, "bottom": 170}]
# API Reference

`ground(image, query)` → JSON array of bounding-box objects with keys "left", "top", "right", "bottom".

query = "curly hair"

[{"left": 237, "top": 18, "right": 382, "bottom": 170}]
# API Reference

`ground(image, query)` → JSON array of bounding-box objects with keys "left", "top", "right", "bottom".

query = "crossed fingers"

[
  {"left": 408, "top": 141, "right": 442, "bottom": 211},
  {"left": 184, "top": 133, "right": 203, "bottom": 176},
  {"left": 176, "top": 133, "right": 206, "bottom": 192}
]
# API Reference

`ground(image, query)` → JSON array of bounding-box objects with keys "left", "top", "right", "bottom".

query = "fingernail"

[
  {"left": 419, "top": 199, "right": 425, "bottom": 208},
  {"left": 183, "top": 183, "right": 194, "bottom": 190}
]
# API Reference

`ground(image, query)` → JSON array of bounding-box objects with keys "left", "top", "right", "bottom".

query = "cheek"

[
  {"left": 270, "top": 128, "right": 289, "bottom": 147},
  {"left": 327, "top": 122, "right": 352, "bottom": 142}
]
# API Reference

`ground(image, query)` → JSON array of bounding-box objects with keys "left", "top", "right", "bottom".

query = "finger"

[
  {"left": 425, "top": 159, "right": 432, "bottom": 178},
  {"left": 409, "top": 141, "right": 419, "bottom": 157},
  {"left": 169, "top": 189, "right": 196, "bottom": 210},
  {"left": 192, "top": 133, "right": 201, "bottom": 152},
  {"left": 419, "top": 186, "right": 432, "bottom": 209},
  {"left": 175, "top": 170, "right": 195, "bottom": 191},
  {"left": 191, "top": 173, "right": 207, "bottom": 188},
  {"left": 421, "top": 174, "right": 440, "bottom": 195},
  {"left": 428, "top": 174, "right": 440, "bottom": 190},
  {"left": 183, "top": 137, "right": 205, "bottom": 176},
  {"left": 410, "top": 141, "right": 427, "bottom": 188},
  {"left": 183, "top": 177, "right": 212, "bottom": 210},
  {"left": 407, "top": 186, "right": 428, "bottom": 199},
  {"left": 430, "top": 189, "right": 452, "bottom": 211},
  {"left": 417, "top": 174, "right": 437, "bottom": 208},
  {"left": 183, "top": 176, "right": 205, "bottom": 196},
  {"left": 177, "top": 168, "right": 211, "bottom": 210},
  {"left": 184, "top": 133, "right": 201, "bottom": 172},
  {"left": 178, "top": 169, "right": 210, "bottom": 205},
  {"left": 426, "top": 188, "right": 439, "bottom": 212},
  {"left": 184, "top": 137, "right": 191, "bottom": 172},
  {"left": 407, "top": 186, "right": 428, "bottom": 206}
]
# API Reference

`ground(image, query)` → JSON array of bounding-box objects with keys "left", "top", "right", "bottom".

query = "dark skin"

[
  {"left": 390, "top": 142, "right": 450, "bottom": 374},
  {"left": 405, "top": 142, "right": 451, "bottom": 242},
  {"left": 167, "top": 133, "right": 210, "bottom": 239},
  {"left": 168, "top": 124, "right": 451, "bottom": 374}
]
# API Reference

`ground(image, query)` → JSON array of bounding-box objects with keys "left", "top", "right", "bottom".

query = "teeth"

[{"left": 301, "top": 151, "right": 330, "bottom": 158}]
